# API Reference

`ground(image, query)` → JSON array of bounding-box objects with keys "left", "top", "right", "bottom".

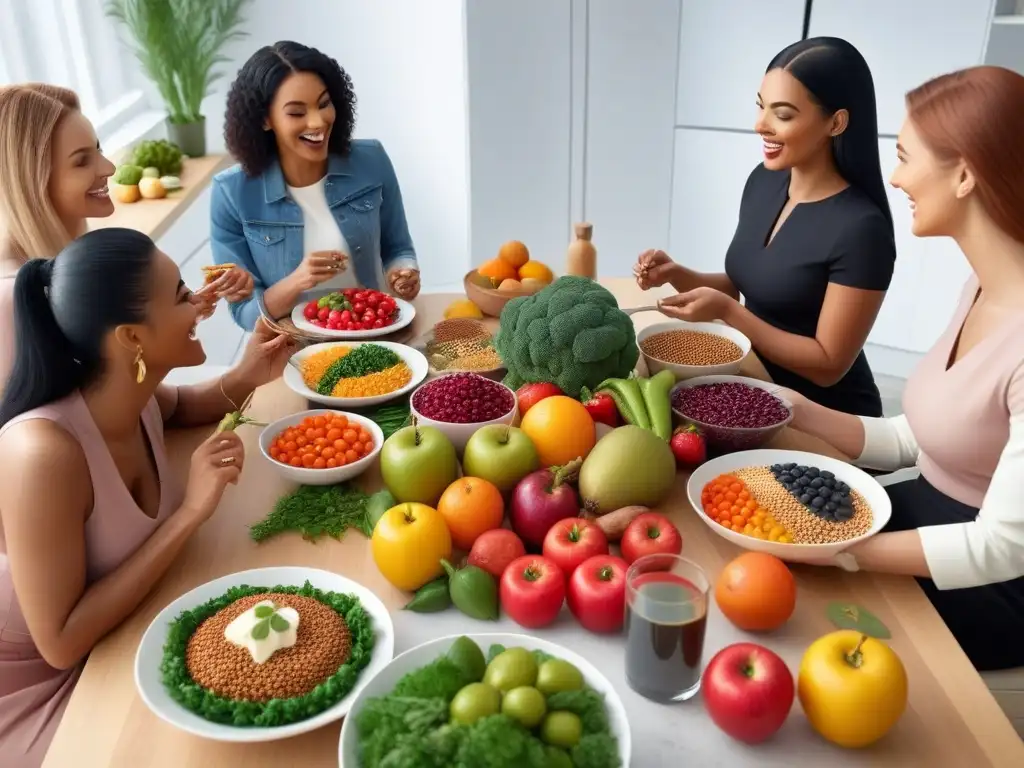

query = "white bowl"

[
  {"left": 409, "top": 373, "right": 518, "bottom": 454},
  {"left": 283, "top": 340, "right": 428, "bottom": 408},
  {"left": 135, "top": 566, "right": 395, "bottom": 743},
  {"left": 338, "top": 632, "right": 631, "bottom": 767},
  {"left": 671, "top": 375, "right": 793, "bottom": 452},
  {"left": 686, "top": 449, "right": 892, "bottom": 563},
  {"left": 291, "top": 295, "right": 416, "bottom": 339},
  {"left": 636, "top": 320, "right": 751, "bottom": 380},
  {"left": 259, "top": 409, "right": 384, "bottom": 485}
]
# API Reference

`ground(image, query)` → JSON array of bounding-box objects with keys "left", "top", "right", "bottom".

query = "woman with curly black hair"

[{"left": 211, "top": 41, "right": 420, "bottom": 331}]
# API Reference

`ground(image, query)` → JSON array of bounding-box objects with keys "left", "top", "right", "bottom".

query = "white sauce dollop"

[{"left": 223, "top": 599, "right": 300, "bottom": 664}]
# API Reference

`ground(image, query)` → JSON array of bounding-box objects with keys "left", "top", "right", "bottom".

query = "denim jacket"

[{"left": 210, "top": 138, "right": 418, "bottom": 330}]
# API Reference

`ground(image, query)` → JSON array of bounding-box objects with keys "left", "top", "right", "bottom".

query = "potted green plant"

[{"left": 105, "top": 0, "right": 250, "bottom": 157}]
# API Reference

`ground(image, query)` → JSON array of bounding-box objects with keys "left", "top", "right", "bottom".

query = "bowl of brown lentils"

[{"left": 636, "top": 320, "right": 751, "bottom": 380}]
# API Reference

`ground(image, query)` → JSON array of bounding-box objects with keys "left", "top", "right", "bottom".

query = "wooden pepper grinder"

[{"left": 565, "top": 222, "right": 597, "bottom": 279}]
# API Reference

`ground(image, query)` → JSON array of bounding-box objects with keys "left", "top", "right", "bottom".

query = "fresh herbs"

[
  {"left": 250, "top": 484, "right": 371, "bottom": 542},
  {"left": 160, "top": 581, "right": 374, "bottom": 727},
  {"left": 216, "top": 391, "right": 267, "bottom": 433},
  {"left": 250, "top": 602, "right": 290, "bottom": 640},
  {"left": 316, "top": 344, "right": 402, "bottom": 395},
  {"left": 349, "top": 399, "right": 412, "bottom": 440}
]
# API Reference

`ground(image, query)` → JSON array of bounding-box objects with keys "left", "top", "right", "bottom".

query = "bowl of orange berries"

[{"left": 259, "top": 409, "right": 384, "bottom": 486}]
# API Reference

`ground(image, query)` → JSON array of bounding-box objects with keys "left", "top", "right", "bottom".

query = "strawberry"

[
  {"left": 670, "top": 424, "right": 706, "bottom": 467},
  {"left": 580, "top": 387, "right": 619, "bottom": 427}
]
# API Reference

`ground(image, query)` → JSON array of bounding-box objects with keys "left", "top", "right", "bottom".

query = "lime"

[
  {"left": 450, "top": 682, "right": 501, "bottom": 725},
  {"left": 483, "top": 647, "right": 538, "bottom": 692},
  {"left": 501, "top": 686, "right": 547, "bottom": 728},
  {"left": 536, "top": 659, "right": 584, "bottom": 695},
  {"left": 541, "top": 711, "right": 583, "bottom": 749},
  {"left": 447, "top": 636, "right": 487, "bottom": 683},
  {"left": 544, "top": 746, "right": 575, "bottom": 768}
]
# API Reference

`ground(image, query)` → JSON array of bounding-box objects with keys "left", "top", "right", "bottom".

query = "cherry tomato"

[
  {"left": 366, "top": 293, "right": 379, "bottom": 306},
  {"left": 317, "top": 306, "right": 330, "bottom": 321},
  {"left": 303, "top": 301, "right": 318, "bottom": 319},
  {"left": 373, "top": 319, "right": 384, "bottom": 328},
  {"left": 500, "top": 555, "right": 566, "bottom": 629}
]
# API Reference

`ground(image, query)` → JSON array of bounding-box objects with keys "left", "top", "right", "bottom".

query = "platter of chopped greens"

[{"left": 339, "top": 633, "right": 630, "bottom": 767}]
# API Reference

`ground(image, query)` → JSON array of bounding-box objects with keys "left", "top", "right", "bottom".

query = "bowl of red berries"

[
  {"left": 291, "top": 287, "right": 415, "bottom": 339},
  {"left": 409, "top": 372, "right": 518, "bottom": 453}
]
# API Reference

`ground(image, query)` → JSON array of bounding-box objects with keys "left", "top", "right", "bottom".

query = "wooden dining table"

[{"left": 43, "top": 279, "right": 1024, "bottom": 767}]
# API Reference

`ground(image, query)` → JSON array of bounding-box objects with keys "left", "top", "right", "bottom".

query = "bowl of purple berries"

[
  {"left": 410, "top": 372, "right": 518, "bottom": 453},
  {"left": 670, "top": 375, "right": 793, "bottom": 452}
]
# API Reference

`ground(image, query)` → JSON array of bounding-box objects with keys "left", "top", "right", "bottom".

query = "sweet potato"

[{"left": 587, "top": 505, "right": 649, "bottom": 542}]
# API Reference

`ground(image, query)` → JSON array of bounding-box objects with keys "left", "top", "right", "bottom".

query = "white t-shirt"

[{"left": 287, "top": 178, "right": 358, "bottom": 292}]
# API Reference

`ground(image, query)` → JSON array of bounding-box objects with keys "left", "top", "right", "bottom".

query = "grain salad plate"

[
  {"left": 291, "top": 295, "right": 416, "bottom": 340},
  {"left": 687, "top": 449, "right": 892, "bottom": 563},
  {"left": 134, "top": 566, "right": 395, "bottom": 743},
  {"left": 284, "top": 340, "right": 429, "bottom": 408}
]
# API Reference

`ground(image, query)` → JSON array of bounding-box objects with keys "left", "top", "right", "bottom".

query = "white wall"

[{"left": 201, "top": 0, "right": 470, "bottom": 292}]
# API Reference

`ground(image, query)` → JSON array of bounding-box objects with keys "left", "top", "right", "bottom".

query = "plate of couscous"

[{"left": 283, "top": 341, "right": 429, "bottom": 408}]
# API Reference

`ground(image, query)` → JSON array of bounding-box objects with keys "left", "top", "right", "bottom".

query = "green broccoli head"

[
  {"left": 111, "top": 164, "right": 144, "bottom": 186},
  {"left": 495, "top": 276, "right": 639, "bottom": 397},
  {"left": 130, "top": 139, "right": 183, "bottom": 176}
]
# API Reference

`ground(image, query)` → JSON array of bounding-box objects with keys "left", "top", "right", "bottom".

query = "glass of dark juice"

[{"left": 624, "top": 553, "right": 710, "bottom": 702}]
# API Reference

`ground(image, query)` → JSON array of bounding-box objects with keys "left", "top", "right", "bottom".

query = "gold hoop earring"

[{"left": 134, "top": 345, "right": 147, "bottom": 384}]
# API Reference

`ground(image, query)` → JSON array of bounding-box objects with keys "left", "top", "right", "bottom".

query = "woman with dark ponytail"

[
  {"left": 635, "top": 37, "right": 896, "bottom": 418},
  {"left": 0, "top": 228, "right": 293, "bottom": 767}
]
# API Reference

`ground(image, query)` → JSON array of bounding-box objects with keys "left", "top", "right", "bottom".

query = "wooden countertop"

[
  {"left": 42, "top": 280, "right": 1024, "bottom": 767},
  {"left": 87, "top": 154, "right": 233, "bottom": 242}
]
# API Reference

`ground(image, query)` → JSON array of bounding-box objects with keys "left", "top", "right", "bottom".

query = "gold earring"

[{"left": 134, "top": 345, "right": 147, "bottom": 384}]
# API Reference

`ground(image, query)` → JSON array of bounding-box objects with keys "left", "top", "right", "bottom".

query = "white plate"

[
  {"left": 291, "top": 295, "right": 416, "bottom": 339},
  {"left": 135, "top": 566, "right": 395, "bottom": 743},
  {"left": 338, "top": 632, "right": 632, "bottom": 767},
  {"left": 686, "top": 449, "right": 892, "bottom": 563},
  {"left": 283, "top": 340, "right": 429, "bottom": 408}
]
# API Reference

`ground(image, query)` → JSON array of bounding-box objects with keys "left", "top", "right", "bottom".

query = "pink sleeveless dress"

[{"left": 0, "top": 392, "right": 183, "bottom": 767}]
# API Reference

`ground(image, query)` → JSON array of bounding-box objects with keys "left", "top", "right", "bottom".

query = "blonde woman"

[{"left": 0, "top": 84, "right": 253, "bottom": 388}]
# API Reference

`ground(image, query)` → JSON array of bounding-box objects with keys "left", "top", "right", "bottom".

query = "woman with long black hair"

[
  {"left": 0, "top": 228, "right": 292, "bottom": 766},
  {"left": 637, "top": 37, "right": 895, "bottom": 417}
]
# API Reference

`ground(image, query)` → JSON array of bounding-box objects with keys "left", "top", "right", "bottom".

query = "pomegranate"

[
  {"left": 412, "top": 373, "right": 515, "bottom": 424},
  {"left": 510, "top": 459, "right": 582, "bottom": 548}
]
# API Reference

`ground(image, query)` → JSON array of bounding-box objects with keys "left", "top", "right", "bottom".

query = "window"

[{"left": 0, "top": 0, "right": 164, "bottom": 152}]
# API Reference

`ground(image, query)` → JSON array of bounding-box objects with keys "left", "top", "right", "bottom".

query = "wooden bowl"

[{"left": 463, "top": 270, "right": 533, "bottom": 317}]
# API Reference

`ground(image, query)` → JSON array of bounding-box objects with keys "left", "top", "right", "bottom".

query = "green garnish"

[
  {"left": 254, "top": 604, "right": 273, "bottom": 619},
  {"left": 348, "top": 398, "right": 412, "bottom": 439},
  {"left": 248, "top": 602, "right": 292, "bottom": 640},
  {"left": 249, "top": 483, "right": 371, "bottom": 542},
  {"left": 160, "top": 581, "right": 374, "bottom": 727},
  {"left": 251, "top": 619, "right": 270, "bottom": 640},
  {"left": 270, "top": 613, "right": 290, "bottom": 632},
  {"left": 316, "top": 344, "right": 402, "bottom": 395}
]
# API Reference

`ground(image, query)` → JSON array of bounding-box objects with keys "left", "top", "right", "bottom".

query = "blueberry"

[
  {"left": 771, "top": 464, "right": 783, "bottom": 472},
  {"left": 799, "top": 493, "right": 812, "bottom": 505},
  {"left": 838, "top": 482, "right": 849, "bottom": 493},
  {"left": 836, "top": 508, "right": 853, "bottom": 522},
  {"left": 816, "top": 487, "right": 830, "bottom": 498},
  {"left": 806, "top": 467, "right": 819, "bottom": 478},
  {"left": 830, "top": 492, "right": 844, "bottom": 503},
  {"left": 825, "top": 502, "right": 838, "bottom": 512},
  {"left": 823, "top": 478, "right": 836, "bottom": 489},
  {"left": 821, "top": 470, "right": 835, "bottom": 480},
  {"left": 811, "top": 496, "right": 825, "bottom": 509},
  {"left": 809, "top": 477, "right": 824, "bottom": 489},
  {"left": 796, "top": 465, "right": 807, "bottom": 474},
  {"left": 779, "top": 473, "right": 793, "bottom": 484},
  {"left": 783, "top": 462, "right": 795, "bottom": 470}
]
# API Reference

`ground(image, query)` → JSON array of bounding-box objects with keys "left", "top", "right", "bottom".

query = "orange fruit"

[
  {"left": 478, "top": 257, "right": 518, "bottom": 285},
  {"left": 518, "top": 260, "right": 554, "bottom": 283},
  {"left": 715, "top": 552, "right": 796, "bottom": 631},
  {"left": 498, "top": 240, "right": 530, "bottom": 269},
  {"left": 519, "top": 395, "right": 596, "bottom": 466},
  {"left": 436, "top": 477, "right": 505, "bottom": 550}
]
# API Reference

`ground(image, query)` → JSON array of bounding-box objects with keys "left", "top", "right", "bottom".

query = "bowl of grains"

[
  {"left": 687, "top": 449, "right": 891, "bottom": 562},
  {"left": 134, "top": 566, "right": 394, "bottom": 742},
  {"left": 636, "top": 320, "right": 751, "bottom": 380},
  {"left": 259, "top": 409, "right": 384, "bottom": 485},
  {"left": 414, "top": 317, "right": 506, "bottom": 379},
  {"left": 671, "top": 375, "right": 793, "bottom": 452},
  {"left": 410, "top": 372, "right": 518, "bottom": 453},
  {"left": 283, "top": 340, "right": 429, "bottom": 408}
]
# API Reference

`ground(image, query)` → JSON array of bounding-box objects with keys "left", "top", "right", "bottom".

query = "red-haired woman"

[{"left": 784, "top": 66, "right": 1024, "bottom": 671}]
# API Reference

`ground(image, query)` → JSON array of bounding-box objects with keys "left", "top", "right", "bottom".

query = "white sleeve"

[
  {"left": 917, "top": 413, "right": 1024, "bottom": 590},
  {"left": 854, "top": 414, "right": 920, "bottom": 471}
]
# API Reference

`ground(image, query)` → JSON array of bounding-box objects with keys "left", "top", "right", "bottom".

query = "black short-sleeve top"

[{"left": 724, "top": 165, "right": 896, "bottom": 417}]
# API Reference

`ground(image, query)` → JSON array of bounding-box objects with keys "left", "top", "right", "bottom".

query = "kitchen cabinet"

[
  {"left": 585, "top": 0, "right": 680, "bottom": 277},
  {"left": 808, "top": 0, "right": 995, "bottom": 135},
  {"left": 676, "top": 0, "right": 805, "bottom": 131}
]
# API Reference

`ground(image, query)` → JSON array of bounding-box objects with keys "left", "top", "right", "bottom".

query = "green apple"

[
  {"left": 462, "top": 424, "right": 539, "bottom": 493},
  {"left": 381, "top": 423, "right": 459, "bottom": 505}
]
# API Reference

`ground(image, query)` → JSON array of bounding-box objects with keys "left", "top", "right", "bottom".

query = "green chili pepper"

[
  {"left": 639, "top": 369, "right": 676, "bottom": 440},
  {"left": 595, "top": 376, "right": 650, "bottom": 430},
  {"left": 403, "top": 577, "right": 452, "bottom": 613}
]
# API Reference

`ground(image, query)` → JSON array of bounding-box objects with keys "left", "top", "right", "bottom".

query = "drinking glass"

[{"left": 624, "top": 554, "right": 710, "bottom": 702}]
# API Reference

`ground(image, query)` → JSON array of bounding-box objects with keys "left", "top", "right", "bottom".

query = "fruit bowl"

[
  {"left": 259, "top": 409, "right": 384, "bottom": 486},
  {"left": 686, "top": 448, "right": 892, "bottom": 563},
  {"left": 463, "top": 270, "right": 534, "bottom": 317},
  {"left": 636, "top": 320, "right": 751, "bottom": 380},
  {"left": 671, "top": 375, "right": 793, "bottom": 452},
  {"left": 410, "top": 372, "right": 518, "bottom": 453},
  {"left": 337, "top": 632, "right": 632, "bottom": 767}
]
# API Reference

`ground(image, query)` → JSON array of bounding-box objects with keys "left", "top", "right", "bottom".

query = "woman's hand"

[
  {"left": 182, "top": 431, "right": 245, "bottom": 522},
  {"left": 231, "top": 318, "right": 297, "bottom": 388},
  {"left": 634, "top": 249, "right": 678, "bottom": 290},
  {"left": 388, "top": 267, "right": 421, "bottom": 299},
  {"left": 657, "top": 286, "right": 738, "bottom": 323},
  {"left": 293, "top": 250, "right": 348, "bottom": 291},
  {"left": 198, "top": 266, "right": 255, "bottom": 303}
]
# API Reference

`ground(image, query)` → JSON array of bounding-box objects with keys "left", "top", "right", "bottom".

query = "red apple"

[
  {"left": 703, "top": 642, "right": 795, "bottom": 744},
  {"left": 516, "top": 382, "right": 563, "bottom": 415},
  {"left": 542, "top": 518, "right": 608, "bottom": 579},
  {"left": 510, "top": 467, "right": 581, "bottom": 548},
  {"left": 620, "top": 512, "right": 683, "bottom": 564}
]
